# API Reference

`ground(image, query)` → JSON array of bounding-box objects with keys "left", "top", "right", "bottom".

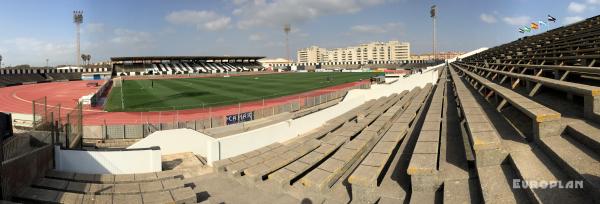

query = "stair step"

[
  {"left": 566, "top": 121, "right": 600, "bottom": 155},
  {"left": 476, "top": 164, "right": 530, "bottom": 204},
  {"left": 443, "top": 178, "right": 482, "bottom": 204},
  {"left": 539, "top": 135, "right": 600, "bottom": 201},
  {"left": 510, "top": 148, "right": 592, "bottom": 203}
]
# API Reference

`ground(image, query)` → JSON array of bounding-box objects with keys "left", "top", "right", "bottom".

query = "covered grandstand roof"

[{"left": 111, "top": 56, "right": 265, "bottom": 62}]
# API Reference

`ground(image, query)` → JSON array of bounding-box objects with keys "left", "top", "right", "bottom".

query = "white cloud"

[
  {"left": 564, "top": 16, "right": 584, "bottom": 24},
  {"left": 84, "top": 23, "right": 105, "bottom": 33},
  {"left": 165, "top": 10, "right": 231, "bottom": 31},
  {"left": 249, "top": 33, "right": 263, "bottom": 41},
  {"left": 480, "top": 13, "right": 497, "bottom": 23},
  {"left": 231, "top": 0, "right": 392, "bottom": 29},
  {"left": 111, "top": 29, "right": 152, "bottom": 44},
  {"left": 204, "top": 17, "right": 231, "bottom": 31},
  {"left": 568, "top": 2, "right": 586, "bottom": 13},
  {"left": 502, "top": 16, "right": 531, "bottom": 25},
  {"left": 587, "top": 0, "right": 600, "bottom": 4},
  {"left": 350, "top": 22, "right": 402, "bottom": 34},
  {"left": 0, "top": 38, "right": 74, "bottom": 66}
]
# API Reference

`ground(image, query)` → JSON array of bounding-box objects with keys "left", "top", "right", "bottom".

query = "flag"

[
  {"left": 548, "top": 15, "right": 557, "bottom": 22},
  {"left": 523, "top": 26, "right": 531, "bottom": 32},
  {"left": 531, "top": 22, "right": 539, "bottom": 29},
  {"left": 518, "top": 28, "right": 525, "bottom": 33},
  {"left": 539, "top": 21, "right": 548, "bottom": 27}
]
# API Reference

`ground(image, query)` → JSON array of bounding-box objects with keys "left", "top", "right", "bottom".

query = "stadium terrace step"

[
  {"left": 448, "top": 65, "right": 508, "bottom": 168},
  {"left": 452, "top": 63, "right": 562, "bottom": 141},
  {"left": 44, "top": 169, "right": 185, "bottom": 184},
  {"left": 348, "top": 87, "right": 430, "bottom": 202},
  {"left": 565, "top": 121, "right": 600, "bottom": 156},
  {"left": 268, "top": 136, "right": 347, "bottom": 188},
  {"left": 33, "top": 176, "right": 187, "bottom": 195},
  {"left": 538, "top": 135, "right": 600, "bottom": 202},
  {"left": 457, "top": 62, "right": 600, "bottom": 121},
  {"left": 476, "top": 164, "right": 530, "bottom": 204},
  {"left": 299, "top": 92, "right": 411, "bottom": 192},
  {"left": 15, "top": 186, "right": 196, "bottom": 204},
  {"left": 212, "top": 143, "right": 283, "bottom": 172},
  {"left": 406, "top": 74, "right": 447, "bottom": 192},
  {"left": 508, "top": 147, "right": 594, "bottom": 203},
  {"left": 243, "top": 139, "right": 322, "bottom": 182},
  {"left": 485, "top": 62, "right": 600, "bottom": 75}
]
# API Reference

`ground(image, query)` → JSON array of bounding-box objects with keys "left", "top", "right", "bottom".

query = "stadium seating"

[
  {"left": 47, "top": 73, "right": 82, "bottom": 81},
  {"left": 6, "top": 15, "right": 600, "bottom": 204},
  {"left": 0, "top": 74, "right": 48, "bottom": 87},
  {"left": 142, "top": 62, "right": 259, "bottom": 75}
]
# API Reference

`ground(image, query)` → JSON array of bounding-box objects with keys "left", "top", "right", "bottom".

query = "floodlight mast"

[
  {"left": 430, "top": 5, "right": 436, "bottom": 61},
  {"left": 73, "top": 11, "right": 83, "bottom": 68},
  {"left": 284, "top": 24, "right": 291, "bottom": 62}
]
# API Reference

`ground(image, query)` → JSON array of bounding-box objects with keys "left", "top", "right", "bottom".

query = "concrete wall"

[
  {"left": 54, "top": 146, "right": 161, "bottom": 174},
  {"left": 2, "top": 144, "right": 53, "bottom": 199},
  {"left": 129, "top": 129, "right": 217, "bottom": 156}
]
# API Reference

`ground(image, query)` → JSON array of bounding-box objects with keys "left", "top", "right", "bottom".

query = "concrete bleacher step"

[
  {"left": 32, "top": 177, "right": 187, "bottom": 195},
  {"left": 509, "top": 147, "right": 593, "bottom": 203},
  {"left": 15, "top": 186, "right": 196, "bottom": 204},
  {"left": 539, "top": 135, "right": 600, "bottom": 202},
  {"left": 45, "top": 169, "right": 184, "bottom": 184},
  {"left": 565, "top": 121, "right": 600, "bottom": 155},
  {"left": 476, "top": 164, "right": 530, "bottom": 204},
  {"left": 443, "top": 178, "right": 482, "bottom": 204},
  {"left": 409, "top": 189, "right": 440, "bottom": 204}
]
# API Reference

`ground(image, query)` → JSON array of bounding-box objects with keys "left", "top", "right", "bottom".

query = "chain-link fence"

[
  {"left": 31, "top": 97, "right": 47, "bottom": 130},
  {"left": 31, "top": 96, "right": 82, "bottom": 149},
  {"left": 64, "top": 102, "right": 83, "bottom": 149}
]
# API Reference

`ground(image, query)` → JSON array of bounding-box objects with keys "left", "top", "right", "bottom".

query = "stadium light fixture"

[
  {"left": 73, "top": 10, "right": 83, "bottom": 68},
  {"left": 284, "top": 24, "right": 291, "bottom": 62},
  {"left": 0, "top": 54, "right": 2, "bottom": 68}
]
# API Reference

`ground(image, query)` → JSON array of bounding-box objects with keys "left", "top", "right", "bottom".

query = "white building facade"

[{"left": 297, "top": 41, "right": 410, "bottom": 64}]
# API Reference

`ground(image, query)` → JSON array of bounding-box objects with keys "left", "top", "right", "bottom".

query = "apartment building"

[{"left": 297, "top": 41, "right": 410, "bottom": 63}]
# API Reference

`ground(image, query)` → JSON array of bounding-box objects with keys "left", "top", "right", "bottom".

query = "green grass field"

[{"left": 104, "top": 72, "right": 379, "bottom": 112}]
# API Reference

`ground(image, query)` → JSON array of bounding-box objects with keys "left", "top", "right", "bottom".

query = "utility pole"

[
  {"left": 73, "top": 11, "right": 83, "bottom": 68},
  {"left": 430, "top": 5, "right": 437, "bottom": 61}
]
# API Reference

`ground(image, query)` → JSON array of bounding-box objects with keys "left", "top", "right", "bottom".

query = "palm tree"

[
  {"left": 80, "top": 54, "right": 92, "bottom": 66},
  {"left": 81, "top": 54, "right": 86, "bottom": 67}
]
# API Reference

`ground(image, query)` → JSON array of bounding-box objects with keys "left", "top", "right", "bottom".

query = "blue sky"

[{"left": 0, "top": 0, "right": 597, "bottom": 66}]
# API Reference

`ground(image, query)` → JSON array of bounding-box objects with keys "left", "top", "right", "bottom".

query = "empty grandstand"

[
  {"left": 111, "top": 56, "right": 265, "bottom": 76},
  {"left": 2, "top": 7, "right": 600, "bottom": 204}
]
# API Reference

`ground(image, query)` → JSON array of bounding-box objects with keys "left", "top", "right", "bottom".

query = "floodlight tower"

[
  {"left": 0, "top": 54, "right": 3, "bottom": 68},
  {"left": 284, "top": 24, "right": 291, "bottom": 61},
  {"left": 430, "top": 5, "right": 436, "bottom": 61},
  {"left": 73, "top": 10, "right": 83, "bottom": 68}
]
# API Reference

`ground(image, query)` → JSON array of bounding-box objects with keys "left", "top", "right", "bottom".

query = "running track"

[{"left": 0, "top": 80, "right": 368, "bottom": 126}]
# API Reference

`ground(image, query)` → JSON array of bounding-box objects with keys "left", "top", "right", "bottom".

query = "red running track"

[{"left": 0, "top": 80, "right": 369, "bottom": 126}]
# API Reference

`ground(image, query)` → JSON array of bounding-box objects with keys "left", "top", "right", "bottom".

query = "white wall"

[
  {"left": 55, "top": 146, "right": 162, "bottom": 174},
  {"left": 128, "top": 129, "right": 216, "bottom": 156}
]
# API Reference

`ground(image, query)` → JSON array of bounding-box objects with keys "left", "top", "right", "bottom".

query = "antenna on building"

[
  {"left": 73, "top": 10, "right": 83, "bottom": 68},
  {"left": 284, "top": 24, "right": 291, "bottom": 62}
]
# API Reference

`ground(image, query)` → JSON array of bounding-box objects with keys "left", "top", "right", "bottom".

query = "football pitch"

[{"left": 104, "top": 72, "right": 379, "bottom": 112}]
